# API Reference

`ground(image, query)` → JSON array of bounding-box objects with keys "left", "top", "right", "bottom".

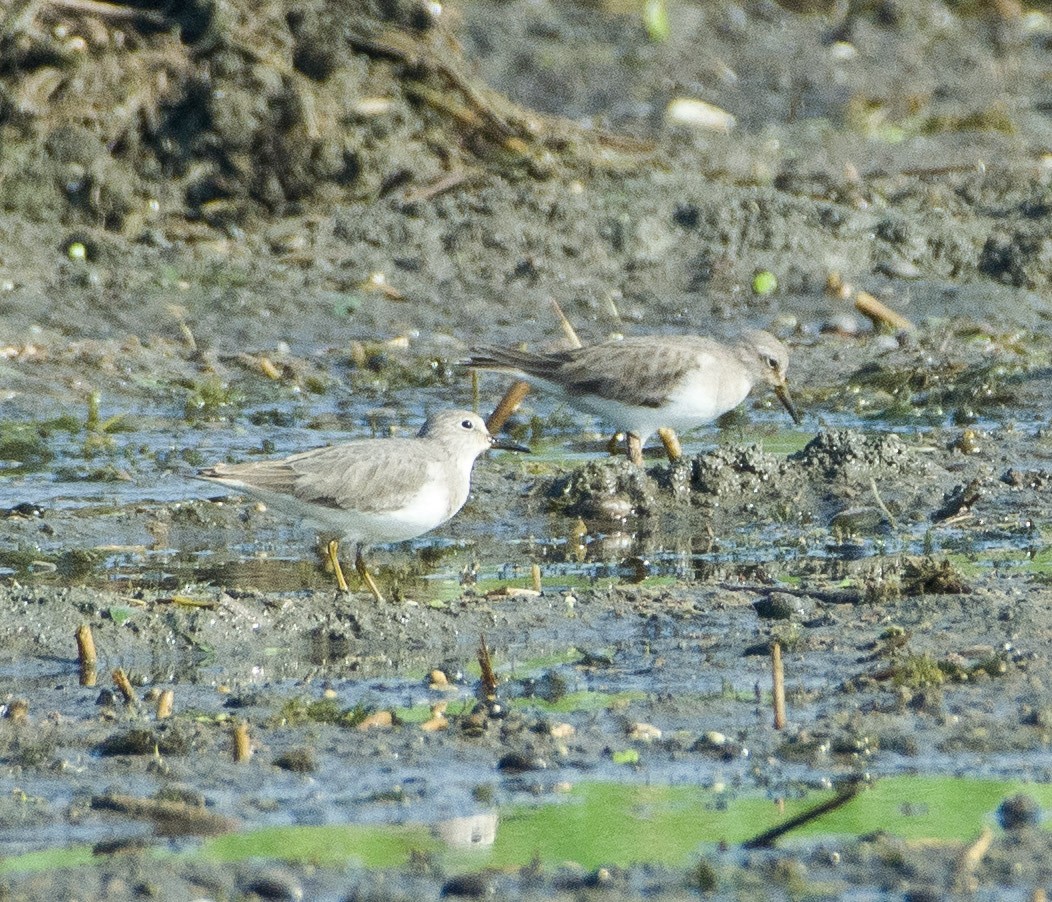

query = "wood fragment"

[
  {"left": 400, "top": 169, "right": 477, "bottom": 204},
  {"left": 111, "top": 667, "right": 137, "bottom": 705},
  {"left": 531, "top": 563, "right": 542, "bottom": 594},
  {"left": 76, "top": 623, "right": 97, "bottom": 667},
  {"left": 156, "top": 689, "right": 174, "bottom": 720},
  {"left": 550, "top": 297, "right": 582, "bottom": 348},
  {"left": 743, "top": 780, "right": 863, "bottom": 849},
  {"left": 626, "top": 432, "right": 644, "bottom": 467},
  {"left": 869, "top": 478, "right": 898, "bottom": 528},
  {"left": 90, "top": 793, "right": 236, "bottom": 836},
  {"left": 772, "top": 641, "right": 787, "bottom": 730},
  {"left": 854, "top": 290, "right": 915, "bottom": 332},
  {"left": 76, "top": 624, "right": 97, "bottom": 686},
  {"left": 486, "top": 380, "right": 530, "bottom": 435},
  {"left": 47, "top": 0, "right": 171, "bottom": 27},
  {"left": 478, "top": 633, "right": 498, "bottom": 700},
  {"left": 483, "top": 585, "right": 541, "bottom": 599},
  {"left": 232, "top": 720, "right": 252, "bottom": 762}
]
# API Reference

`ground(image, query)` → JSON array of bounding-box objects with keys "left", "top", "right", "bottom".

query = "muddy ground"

[{"left": 2, "top": 0, "right": 1052, "bottom": 898}]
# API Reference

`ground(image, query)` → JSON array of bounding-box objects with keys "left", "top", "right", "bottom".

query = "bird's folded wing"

[
  {"left": 284, "top": 440, "right": 433, "bottom": 513},
  {"left": 549, "top": 340, "right": 704, "bottom": 408}
]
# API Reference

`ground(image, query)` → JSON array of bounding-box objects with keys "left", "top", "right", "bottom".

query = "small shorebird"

[
  {"left": 197, "top": 410, "right": 528, "bottom": 601},
  {"left": 467, "top": 330, "right": 801, "bottom": 465}
]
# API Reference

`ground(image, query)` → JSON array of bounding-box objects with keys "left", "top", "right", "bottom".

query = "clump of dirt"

[
  {"left": 690, "top": 444, "right": 783, "bottom": 497},
  {"left": 790, "top": 430, "right": 921, "bottom": 481},
  {"left": 547, "top": 429, "right": 952, "bottom": 533},
  {"left": 549, "top": 456, "right": 658, "bottom": 521},
  {"left": 0, "top": 0, "right": 639, "bottom": 236}
]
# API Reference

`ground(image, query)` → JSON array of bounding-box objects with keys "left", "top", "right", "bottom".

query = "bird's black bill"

[
  {"left": 775, "top": 384, "right": 802, "bottom": 425},
  {"left": 490, "top": 437, "right": 531, "bottom": 452}
]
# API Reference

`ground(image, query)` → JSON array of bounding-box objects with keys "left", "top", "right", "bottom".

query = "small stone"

[
  {"left": 997, "top": 793, "right": 1041, "bottom": 830},
  {"left": 242, "top": 869, "right": 304, "bottom": 901},
  {"left": 627, "top": 722, "right": 662, "bottom": 742},
  {"left": 497, "top": 752, "right": 547, "bottom": 773},
  {"left": 273, "top": 748, "right": 316, "bottom": 773},
  {"left": 440, "top": 872, "right": 495, "bottom": 897}
]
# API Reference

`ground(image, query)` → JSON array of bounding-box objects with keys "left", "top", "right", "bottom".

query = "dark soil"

[{"left": 2, "top": 0, "right": 1052, "bottom": 899}]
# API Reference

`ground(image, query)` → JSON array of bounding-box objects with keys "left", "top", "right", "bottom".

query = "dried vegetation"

[{"left": 0, "top": 0, "right": 650, "bottom": 236}]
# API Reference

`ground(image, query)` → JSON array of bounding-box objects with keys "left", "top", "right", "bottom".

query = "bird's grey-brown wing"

[
  {"left": 200, "top": 438, "right": 437, "bottom": 514},
  {"left": 542, "top": 336, "right": 715, "bottom": 408}
]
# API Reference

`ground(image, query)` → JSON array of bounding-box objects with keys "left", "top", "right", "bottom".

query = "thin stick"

[
  {"left": 112, "top": 668, "right": 137, "bottom": 706},
  {"left": 531, "top": 563, "right": 542, "bottom": 593},
  {"left": 550, "top": 297, "right": 582, "bottom": 349},
  {"left": 743, "top": 781, "right": 863, "bottom": 849},
  {"left": 478, "top": 633, "right": 498, "bottom": 700},
  {"left": 400, "top": 169, "right": 476, "bottom": 204},
  {"left": 772, "top": 641, "right": 786, "bottom": 730},
  {"left": 233, "top": 721, "right": 252, "bottom": 762},
  {"left": 486, "top": 380, "right": 530, "bottom": 435},
  {"left": 870, "top": 477, "right": 898, "bottom": 529},
  {"left": 470, "top": 369, "right": 480, "bottom": 412},
  {"left": 48, "top": 0, "right": 171, "bottom": 26},
  {"left": 854, "top": 290, "right": 915, "bottom": 332}
]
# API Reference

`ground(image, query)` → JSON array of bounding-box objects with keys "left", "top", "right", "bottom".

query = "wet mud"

[{"left": 2, "top": 0, "right": 1052, "bottom": 898}]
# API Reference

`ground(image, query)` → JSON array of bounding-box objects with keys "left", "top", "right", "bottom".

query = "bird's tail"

[{"left": 465, "top": 345, "right": 552, "bottom": 376}]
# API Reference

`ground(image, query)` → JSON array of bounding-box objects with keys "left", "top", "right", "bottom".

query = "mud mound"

[
  {"left": 544, "top": 429, "right": 959, "bottom": 533},
  {"left": 549, "top": 456, "right": 658, "bottom": 521},
  {"left": 790, "top": 430, "right": 927, "bottom": 480},
  {"left": 0, "top": 0, "right": 637, "bottom": 235}
]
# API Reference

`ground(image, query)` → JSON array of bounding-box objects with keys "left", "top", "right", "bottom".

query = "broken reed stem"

[
  {"left": 112, "top": 668, "right": 137, "bottom": 705},
  {"left": 49, "top": 0, "right": 172, "bottom": 26},
  {"left": 477, "top": 633, "right": 498, "bottom": 700},
  {"left": 77, "top": 624, "right": 98, "bottom": 686},
  {"left": 470, "top": 368, "right": 480, "bottom": 412},
  {"left": 869, "top": 477, "right": 898, "bottom": 529},
  {"left": 626, "top": 433, "right": 644, "bottom": 467},
  {"left": 742, "top": 781, "right": 862, "bottom": 849},
  {"left": 485, "top": 380, "right": 530, "bottom": 435},
  {"left": 156, "top": 689, "right": 174, "bottom": 720},
  {"left": 550, "top": 297, "right": 582, "bottom": 349},
  {"left": 531, "top": 563, "right": 542, "bottom": 593},
  {"left": 232, "top": 721, "right": 252, "bottom": 762},
  {"left": 772, "top": 641, "right": 787, "bottom": 730},
  {"left": 854, "top": 290, "right": 915, "bottom": 333},
  {"left": 954, "top": 826, "right": 994, "bottom": 893},
  {"left": 76, "top": 623, "right": 96, "bottom": 668}
]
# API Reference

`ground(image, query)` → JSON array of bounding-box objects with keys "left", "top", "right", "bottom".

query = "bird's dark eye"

[
  {"left": 764, "top": 355, "right": 779, "bottom": 370},
  {"left": 461, "top": 419, "right": 474, "bottom": 430}
]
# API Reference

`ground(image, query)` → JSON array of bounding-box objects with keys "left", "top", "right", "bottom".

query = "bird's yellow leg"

[
  {"left": 355, "top": 547, "right": 385, "bottom": 603},
  {"left": 657, "top": 427, "right": 682, "bottom": 461},
  {"left": 327, "top": 539, "right": 350, "bottom": 593}
]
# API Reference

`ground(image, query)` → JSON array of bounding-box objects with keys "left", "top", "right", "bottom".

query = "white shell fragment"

[{"left": 665, "top": 97, "right": 736, "bottom": 132}]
